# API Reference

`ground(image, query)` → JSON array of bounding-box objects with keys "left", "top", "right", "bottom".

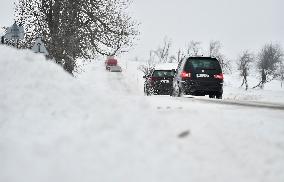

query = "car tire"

[
  {"left": 216, "top": 93, "right": 222, "bottom": 99},
  {"left": 209, "top": 94, "right": 215, "bottom": 98},
  {"left": 169, "top": 89, "right": 173, "bottom": 96},
  {"left": 146, "top": 89, "right": 151, "bottom": 96}
]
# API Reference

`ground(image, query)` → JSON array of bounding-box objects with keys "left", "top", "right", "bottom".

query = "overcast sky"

[
  {"left": 1, "top": 0, "right": 283, "bottom": 60},
  {"left": 128, "top": 0, "right": 284, "bottom": 60},
  {"left": 0, "top": 0, "right": 15, "bottom": 27}
]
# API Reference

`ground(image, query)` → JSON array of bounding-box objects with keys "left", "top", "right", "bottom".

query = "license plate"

[
  {"left": 196, "top": 74, "right": 209, "bottom": 78},
  {"left": 160, "top": 80, "right": 169, "bottom": 83}
]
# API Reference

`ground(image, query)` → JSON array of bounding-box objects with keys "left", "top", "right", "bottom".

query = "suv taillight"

[
  {"left": 214, "top": 73, "right": 224, "bottom": 80},
  {"left": 181, "top": 71, "right": 191, "bottom": 79}
]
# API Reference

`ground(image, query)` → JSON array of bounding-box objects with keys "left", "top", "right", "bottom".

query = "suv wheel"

[
  {"left": 172, "top": 85, "right": 177, "bottom": 97},
  {"left": 216, "top": 93, "right": 222, "bottom": 99},
  {"left": 169, "top": 88, "right": 174, "bottom": 96},
  {"left": 209, "top": 94, "right": 215, "bottom": 99}
]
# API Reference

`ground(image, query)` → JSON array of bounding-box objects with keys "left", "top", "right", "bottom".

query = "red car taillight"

[
  {"left": 214, "top": 73, "right": 224, "bottom": 80},
  {"left": 150, "top": 77, "right": 158, "bottom": 83},
  {"left": 181, "top": 71, "right": 191, "bottom": 79}
]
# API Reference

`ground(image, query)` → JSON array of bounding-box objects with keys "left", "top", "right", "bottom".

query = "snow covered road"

[
  {"left": 78, "top": 61, "right": 284, "bottom": 182},
  {"left": 181, "top": 96, "right": 284, "bottom": 111}
]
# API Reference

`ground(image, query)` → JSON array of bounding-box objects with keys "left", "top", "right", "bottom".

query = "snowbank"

[
  {"left": 0, "top": 46, "right": 178, "bottom": 182},
  {"left": 1, "top": 46, "right": 284, "bottom": 182},
  {"left": 223, "top": 71, "right": 284, "bottom": 104}
]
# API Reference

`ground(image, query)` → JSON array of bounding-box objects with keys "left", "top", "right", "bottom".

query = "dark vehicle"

[
  {"left": 172, "top": 57, "right": 223, "bottom": 99},
  {"left": 144, "top": 69, "right": 175, "bottom": 95}
]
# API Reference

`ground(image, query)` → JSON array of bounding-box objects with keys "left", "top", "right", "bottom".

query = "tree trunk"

[
  {"left": 241, "top": 78, "right": 245, "bottom": 87},
  {"left": 63, "top": 55, "right": 75, "bottom": 75},
  {"left": 245, "top": 78, "right": 248, "bottom": 90},
  {"left": 261, "top": 69, "right": 266, "bottom": 89}
]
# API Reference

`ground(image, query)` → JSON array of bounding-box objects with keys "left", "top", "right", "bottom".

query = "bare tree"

[
  {"left": 170, "top": 49, "right": 184, "bottom": 63},
  {"left": 154, "top": 37, "right": 172, "bottom": 63},
  {"left": 253, "top": 43, "right": 283, "bottom": 89},
  {"left": 15, "top": 0, "right": 139, "bottom": 74},
  {"left": 237, "top": 50, "right": 254, "bottom": 90},
  {"left": 187, "top": 41, "right": 202, "bottom": 56},
  {"left": 209, "top": 40, "right": 221, "bottom": 57},
  {"left": 279, "top": 61, "right": 284, "bottom": 88},
  {"left": 138, "top": 51, "right": 155, "bottom": 76},
  {"left": 208, "top": 40, "right": 231, "bottom": 73}
]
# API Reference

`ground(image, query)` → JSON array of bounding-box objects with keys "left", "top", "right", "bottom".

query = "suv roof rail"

[
  {"left": 191, "top": 55, "right": 204, "bottom": 57},
  {"left": 187, "top": 55, "right": 218, "bottom": 59}
]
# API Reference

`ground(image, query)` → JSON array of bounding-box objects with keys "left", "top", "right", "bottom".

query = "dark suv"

[
  {"left": 144, "top": 69, "right": 175, "bottom": 95},
  {"left": 172, "top": 57, "right": 223, "bottom": 99}
]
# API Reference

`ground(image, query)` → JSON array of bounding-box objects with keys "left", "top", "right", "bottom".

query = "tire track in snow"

[{"left": 181, "top": 96, "right": 284, "bottom": 111}]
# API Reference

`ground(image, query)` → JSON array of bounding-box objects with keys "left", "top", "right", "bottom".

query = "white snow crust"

[{"left": 1, "top": 46, "right": 284, "bottom": 182}]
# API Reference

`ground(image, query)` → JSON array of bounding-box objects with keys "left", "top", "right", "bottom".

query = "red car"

[{"left": 105, "top": 57, "right": 118, "bottom": 70}]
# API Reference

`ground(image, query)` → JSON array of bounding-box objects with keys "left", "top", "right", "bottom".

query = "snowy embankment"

[
  {"left": 222, "top": 68, "right": 284, "bottom": 104},
  {"left": 1, "top": 46, "right": 284, "bottom": 182},
  {"left": 0, "top": 46, "right": 167, "bottom": 181}
]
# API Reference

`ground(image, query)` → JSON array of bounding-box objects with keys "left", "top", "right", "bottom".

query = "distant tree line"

[
  {"left": 138, "top": 38, "right": 231, "bottom": 75},
  {"left": 237, "top": 43, "right": 283, "bottom": 89},
  {"left": 138, "top": 37, "right": 284, "bottom": 90},
  {"left": 15, "top": 0, "right": 139, "bottom": 74}
]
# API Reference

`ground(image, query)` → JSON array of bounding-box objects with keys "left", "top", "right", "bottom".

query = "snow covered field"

[{"left": 1, "top": 46, "right": 284, "bottom": 182}]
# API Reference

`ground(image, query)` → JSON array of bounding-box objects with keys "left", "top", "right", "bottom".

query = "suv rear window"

[
  {"left": 184, "top": 58, "right": 221, "bottom": 72},
  {"left": 152, "top": 70, "right": 175, "bottom": 77}
]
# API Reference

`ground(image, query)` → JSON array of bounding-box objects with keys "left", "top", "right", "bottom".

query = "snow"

[
  {"left": 0, "top": 28, "right": 4, "bottom": 36},
  {"left": 223, "top": 70, "right": 284, "bottom": 104},
  {"left": 1, "top": 46, "right": 284, "bottom": 182},
  {"left": 154, "top": 63, "right": 178, "bottom": 70}
]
